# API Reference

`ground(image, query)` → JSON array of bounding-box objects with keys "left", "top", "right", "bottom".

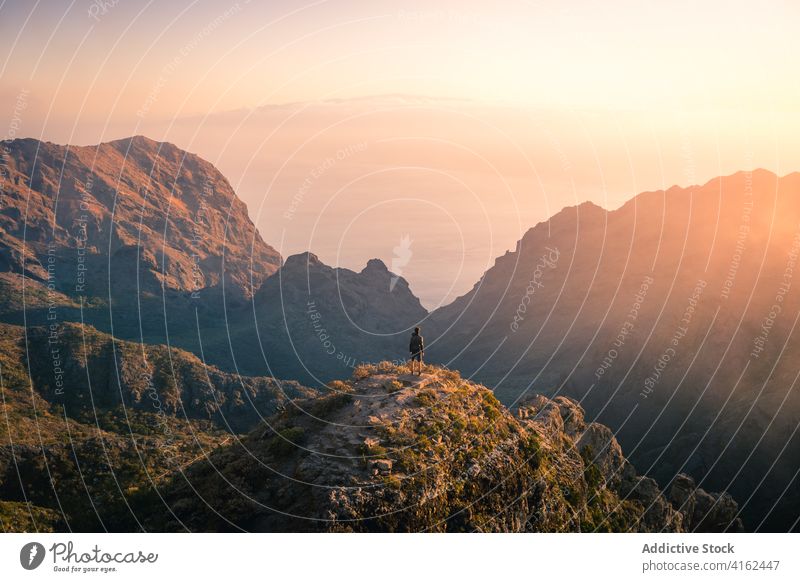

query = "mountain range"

[{"left": 0, "top": 135, "right": 797, "bottom": 531}]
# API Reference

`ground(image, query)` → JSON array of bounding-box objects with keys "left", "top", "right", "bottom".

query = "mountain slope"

[
  {"left": 0, "top": 320, "right": 316, "bottom": 532},
  {"left": 20, "top": 322, "right": 315, "bottom": 432},
  {"left": 0, "top": 136, "right": 281, "bottom": 298},
  {"left": 426, "top": 169, "right": 800, "bottom": 531},
  {"left": 0, "top": 135, "right": 284, "bottom": 358},
  {"left": 145, "top": 363, "right": 741, "bottom": 532}
]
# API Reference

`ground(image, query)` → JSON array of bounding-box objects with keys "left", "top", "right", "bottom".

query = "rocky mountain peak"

[
  {"left": 362, "top": 258, "right": 390, "bottom": 273},
  {"left": 283, "top": 251, "right": 323, "bottom": 270},
  {"left": 0, "top": 136, "right": 281, "bottom": 298}
]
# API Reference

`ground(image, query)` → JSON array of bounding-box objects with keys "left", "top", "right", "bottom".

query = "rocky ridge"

[{"left": 149, "top": 363, "right": 743, "bottom": 532}]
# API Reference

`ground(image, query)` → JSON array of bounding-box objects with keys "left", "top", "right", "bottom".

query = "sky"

[{"left": 3, "top": 0, "right": 800, "bottom": 307}]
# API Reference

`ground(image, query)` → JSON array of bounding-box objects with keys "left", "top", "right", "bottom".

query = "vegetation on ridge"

[{"left": 142, "top": 362, "right": 743, "bottom": 532}]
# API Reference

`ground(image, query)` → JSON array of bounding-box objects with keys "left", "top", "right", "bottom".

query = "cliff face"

[
  {"left": 519, "top": 395, "right": 742, "bottom": 533},
  {"left": 150, "top": 363, "right": 742, "bottom": 532},
  {"left": 0, "top": 136, "right": 281, "bottom": 298}
]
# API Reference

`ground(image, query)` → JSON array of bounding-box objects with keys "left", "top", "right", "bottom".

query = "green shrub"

[
  {"left": 266, "top": 426, "right": 306, "bottom": 457},
  {"left": 581, "top": 446, "right": 603, "bottom": 491},
  {"left": 385, "top": 380, "right": 404, "bottom": 393},
  {"left": 415, "top": 389, "right": 437, "bottom": 407},
  {"left": 376, "top": 361, "right": 396, "bottom": 373},
  {"left": 327, "top": 380, "right": 353, "bottom": 393},
  {"left": 310, "top": 392, "right": 353, "bottom": 419},
  {"left": 352, "top": 364, "right": 375, "bottom": 380},
  {"left": 382, "top": 475, "right": 402, "bottom": 490},
  {"left": 358, "top": 439, "right": 388, "bottom": 459}
]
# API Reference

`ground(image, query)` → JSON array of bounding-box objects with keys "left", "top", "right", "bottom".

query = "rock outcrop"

[
  {"left": 148, "top": 364, "right": 743, "bottom": 532},
  {"left": 518, "top": 395, "right": 742, "bottom": 532}
]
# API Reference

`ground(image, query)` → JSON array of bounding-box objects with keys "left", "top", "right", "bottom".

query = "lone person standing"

[{"left": 409, "top": 327, "right": 424, "bottom": 375}]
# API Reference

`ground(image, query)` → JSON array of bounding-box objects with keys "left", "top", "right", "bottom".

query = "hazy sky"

[
  {"left": 3, "top": 0, "right": 800, "bottom": 307},
  {"left": 3, "top": 0, "right": 799, "bottom": 117}
]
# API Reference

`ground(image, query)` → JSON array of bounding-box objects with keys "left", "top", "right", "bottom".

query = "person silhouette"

[{"left": 409, "top": 327, "right": 424, "bottom": 375}]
